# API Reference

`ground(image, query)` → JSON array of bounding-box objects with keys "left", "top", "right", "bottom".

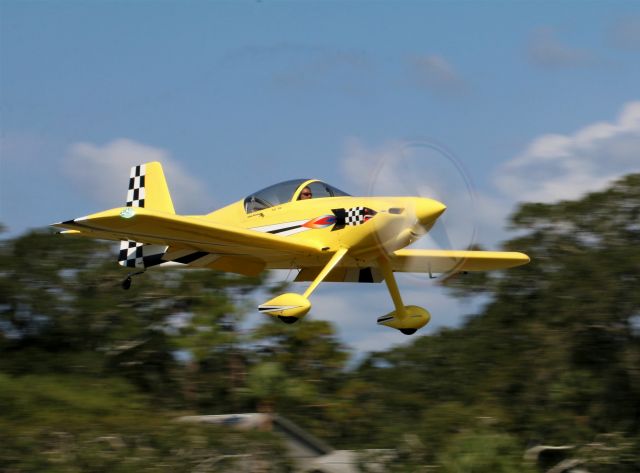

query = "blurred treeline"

[{"left": 1, "top": 174, "right": 639, "bottom": 472}]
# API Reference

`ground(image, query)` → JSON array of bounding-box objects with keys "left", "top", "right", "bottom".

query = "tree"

[
  {"left": 0, "top": 229, "right": 289, "bottom": 471},
  {"left": 347, "top": 174, "right": 640, "bottom": 465},
  {"left": 247, "top": 318, "right": 350, "bottom": 440}
]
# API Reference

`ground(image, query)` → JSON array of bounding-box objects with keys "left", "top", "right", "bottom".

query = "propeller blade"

[{"left": 366, "top": 140, "right": 477, "bottom": 280}]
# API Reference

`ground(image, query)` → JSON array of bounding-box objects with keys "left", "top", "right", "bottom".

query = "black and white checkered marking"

[
  {"left": 117, "top": 163, "right": 209, "bottom": 270},
  {"left": 119, "top": 164, "right": 162, "bottom": 268},
  {"left": 345, "top": 207, "right": 367, "bottom": 226},
  {"left": 118, "top": 244, "right": 221, "bottom": 270},
  {"left": 331, "top": 206, "right": 376, "bottom": 231},
  {"left": 126, "top": 164, "right": 146, "bottom": 208},
  {"left": 118, "top": 240, "right": 166, "bottom": 268}
]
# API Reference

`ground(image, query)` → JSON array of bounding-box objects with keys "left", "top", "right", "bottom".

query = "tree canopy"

[{"left": 1, "top": 174, "right": 639, "bottom": 472}]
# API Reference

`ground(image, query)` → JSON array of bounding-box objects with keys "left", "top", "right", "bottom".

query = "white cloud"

[
  {"left": 63, "top": 138, "right": 213, "bottom": 212},
  {"left": 496, "top": 101, "right": 640, "bottom": 203},
  {"left": 340, "top": 102, "right": 640, "bottom": 248},
  {"left": 527, "top": 27, "right": 594, "bottom": 68},
  {"left": 324, "top": 99, "right": 640, "bottom": 360}
]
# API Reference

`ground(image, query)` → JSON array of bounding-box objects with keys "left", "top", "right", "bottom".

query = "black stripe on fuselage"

[
  {"left": 268, "top": 224, "right": 302, "bottom": 234},
  {"left": 173, "top": 251, "right": 209, "bottom": 264},
  {"left": 142, "top": 253, "right": 165, "bottom": 267}
]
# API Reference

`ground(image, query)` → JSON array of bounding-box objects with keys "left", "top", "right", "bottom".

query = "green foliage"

[
  {"left": 0, "top": 231, "right": 287, "bottom": 470},
  {"left": 437, "top": 428, "right": 536, "bottom": 473},
  {"left": 347, "top": 174, "right": 640, "bottom": 467},
  {"left": 252, "top": 318, "right": 350, "bottom": 376},
  {"left": 0, "top": 373, "right": 289, "bottom": 472},
  {"left": 576, "top": 433, "right": 640, "bottom": 473},
  {"left": 1, "top": 173, "right": 640, "bottom": 470}
]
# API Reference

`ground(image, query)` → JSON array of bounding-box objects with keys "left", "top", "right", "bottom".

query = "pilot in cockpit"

[{"left": 298, "top": 186, "right": 313, "bottom": 200}]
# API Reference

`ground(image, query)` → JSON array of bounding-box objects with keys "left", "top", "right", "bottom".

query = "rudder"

[
  {"left": 126, "top": 162, "right": 175, "bottom": 213},
  {"left": 119, "top": 161, "right": 172, "bottom": 268}
]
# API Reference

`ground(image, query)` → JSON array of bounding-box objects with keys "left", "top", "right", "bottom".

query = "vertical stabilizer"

[
  {"left": 126, "top": 162, "right": 175, "bottom": 213},
  {"left": 119, "top": 162, "right": 171, "bottom": 268}
]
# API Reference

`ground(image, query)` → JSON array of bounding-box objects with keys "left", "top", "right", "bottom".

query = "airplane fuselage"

[{"left": 206, "top": 195, "right": 446, "bottom": 269}]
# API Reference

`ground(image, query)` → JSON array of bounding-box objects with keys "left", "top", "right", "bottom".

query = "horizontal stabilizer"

[{"left": 52, "top": 206, "right": 322, "bottom": 256}]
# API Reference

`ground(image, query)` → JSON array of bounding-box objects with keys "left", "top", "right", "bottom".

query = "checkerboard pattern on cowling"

[{"left": 126, "top": 164, "right": 146, "bottom": 208}]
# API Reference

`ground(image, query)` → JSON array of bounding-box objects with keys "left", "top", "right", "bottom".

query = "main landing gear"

[
  {"left": 376, "top": 256, "right": 431, "bottom": 335},
  {"left": 258, "top": 248, "right": 431, "bottom": 335},
  {"left": 258, "top": 248, "right": 349, "bottom": 323}
]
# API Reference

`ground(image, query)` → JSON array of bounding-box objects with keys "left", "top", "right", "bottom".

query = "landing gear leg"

[
  {"left": 259, "top": 248, "right": 349, "bottom": 322},
  {"left": 302, "top": 248, "right": 349, "bottom": 299},
  {"left": 377, "top": 256, "right": 431, "bottom": 335},
  {"left": 378, "top": 256, "right": 407, "bottom": 318},
  {"left": 121, "top": 270, "right": 145, "bottom": 290}
]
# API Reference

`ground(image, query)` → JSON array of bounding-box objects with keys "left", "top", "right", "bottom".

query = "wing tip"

[{"left": 514, "top": 252, "right": 531, "bottom": 265}]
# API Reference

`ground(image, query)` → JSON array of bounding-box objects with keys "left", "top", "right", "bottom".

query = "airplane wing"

[
  {"left": 390, "top": 249, "right": 530, "bottom": 274},
  {"left": 52, "top": 207, "right": 322, "bottom": 257}
]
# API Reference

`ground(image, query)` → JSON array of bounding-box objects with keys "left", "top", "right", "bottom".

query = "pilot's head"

[{"left": 298, "top": 187, "right": 312, "bottom": 200}]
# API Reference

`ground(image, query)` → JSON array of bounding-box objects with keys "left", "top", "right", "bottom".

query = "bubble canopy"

[{"left": 244, "top": 179, "right": 350, "bottom": 213}]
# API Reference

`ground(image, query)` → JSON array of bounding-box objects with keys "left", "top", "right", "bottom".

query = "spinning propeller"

[{"left": 366, "top": 140, "right": 478, "bottom": 279}]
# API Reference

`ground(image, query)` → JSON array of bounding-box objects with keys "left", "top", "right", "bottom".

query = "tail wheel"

[
  {"left": 121, "top": 270, "right": 144, "bottom": 291},
  {"left": 121, "top": 277, "right": 132, "bottom": 290},
  {"left": 399, "top": 328, "right": 417, "bottom": 335},
  {"left": 278, "top": 316, "right": 299, "bottom": 324}
]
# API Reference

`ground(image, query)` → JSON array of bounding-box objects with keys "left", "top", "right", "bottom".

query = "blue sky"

[{"left": 2, "top": 1, "right": 640, "bottom": 353}]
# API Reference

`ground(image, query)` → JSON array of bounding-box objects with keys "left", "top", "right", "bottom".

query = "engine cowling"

[{"left": 377, "top": 305, "right": 431, "bottom": 335}]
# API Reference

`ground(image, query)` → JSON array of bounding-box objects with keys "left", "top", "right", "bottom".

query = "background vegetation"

[{"left": 1, "top": 174, "right": 639, "bottom": 472}]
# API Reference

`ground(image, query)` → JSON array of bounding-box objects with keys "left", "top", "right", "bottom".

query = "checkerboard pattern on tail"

[
  {"left": 118, "top": 163, "right": 167, "bottom": 269},
  {"left": 118, "top": 240, "right": 166, "bottom": 268},
  {"left": 126, "top": 164, "right": 146, "bottom": 208}
]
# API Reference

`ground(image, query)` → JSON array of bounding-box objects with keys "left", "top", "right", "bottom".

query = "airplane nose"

[{"left": 414, "top": 198, "right": 446, "bottom": 225}]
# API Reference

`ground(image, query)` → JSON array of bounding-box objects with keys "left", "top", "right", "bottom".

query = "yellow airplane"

[{"left": 52, "top": 161, "right": 529, "bottom": 335}]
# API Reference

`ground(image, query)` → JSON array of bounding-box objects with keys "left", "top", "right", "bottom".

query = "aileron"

[{"left": 391, "top": 249, "right": 530, "bottom": 273}]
